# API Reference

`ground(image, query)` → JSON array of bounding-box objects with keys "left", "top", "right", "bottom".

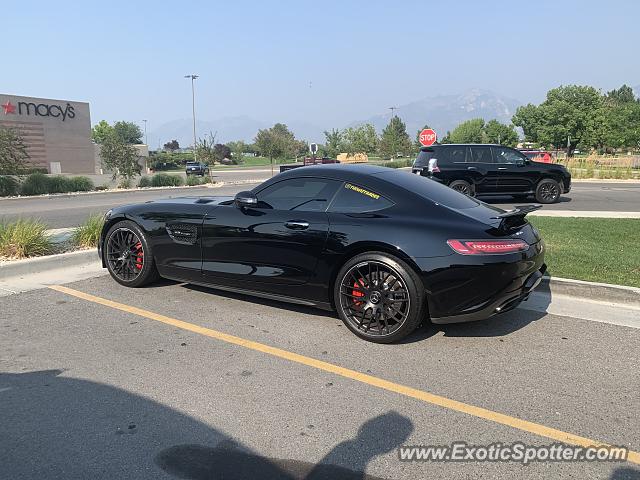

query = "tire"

[
  {"left": 535, "top": 178, "right": 561, "bottom": 204},
  {"left": 449, "top": 180, "right": 475, "bottom": 197},
  {"left": 334, "top": 252, "right": 426, "bottom": 343},
  {"left": 103, "top": 220, "right": 160, "bottom": 287}
]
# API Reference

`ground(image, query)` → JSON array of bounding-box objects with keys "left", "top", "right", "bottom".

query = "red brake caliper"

[
  {"left": 134, "top": 242, "right": 144, "bottom": 270},
  {"left": 352, "top": 278, "right": 365, "bottom": 306}
]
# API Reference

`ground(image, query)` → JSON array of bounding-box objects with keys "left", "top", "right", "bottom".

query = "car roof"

[
  {"left": 279, "top": 163, "right": 389, "bottom": 180},
  {"left": 420, "top": 143, "right": 502, "bottom": 150}
]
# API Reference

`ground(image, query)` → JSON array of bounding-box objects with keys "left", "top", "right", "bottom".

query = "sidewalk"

[{"left": 529, "top": 210, "right": 640, "bottom": 218}]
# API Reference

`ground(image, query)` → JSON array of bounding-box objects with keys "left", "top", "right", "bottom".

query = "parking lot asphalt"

[
  {"left": 1, "top": 181, "right": 639, "bottom": 229},
  {"left": 1, "top": 275, "right": 638, "bottom": 479}
]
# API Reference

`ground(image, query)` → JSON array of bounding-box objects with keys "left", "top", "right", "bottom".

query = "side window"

[
  {"left": 468, "top": 146, "right": 494, "bottom": 163},
  {"left": 328, "top": 182, "right": 393, "bottom": 213},
  {"left": 493, "top": 147, "right": 527, "bottom": 164},
  {"left": 449, "top": 146, "right": 468, "bottom": 163},
  {"left": 255, "top": 178, "right": 341, "bottom": 211}
]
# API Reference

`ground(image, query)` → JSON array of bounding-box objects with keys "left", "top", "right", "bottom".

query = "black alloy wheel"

[
  {"left": 535, "top": 179, "right": 561, "bottom": 204},
  {"left": 335, "top": 253, "right": 425, "bottom": 343},
  {"left": 449, "top": 180, "right": 474, "bottom": 196},
  {"left": 104, "top": 220, "right": 159, "bottom": 287}
]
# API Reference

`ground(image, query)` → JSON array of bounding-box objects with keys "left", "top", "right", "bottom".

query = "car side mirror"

[{"left": 234, "top": 191, "right": 258, "bottom": 208}]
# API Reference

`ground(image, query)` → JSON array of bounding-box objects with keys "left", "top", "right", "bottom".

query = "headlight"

[{"left": 103, "top": 209, "right": 112, "bottom": 221}]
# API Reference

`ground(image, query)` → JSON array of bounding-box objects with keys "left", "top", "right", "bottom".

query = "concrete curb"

[
  {"left": 0, "top": 249, "right": 99, "bottom": 279},
  {"left": 542, "top": 276, "right": 640, "bottom": 307}
]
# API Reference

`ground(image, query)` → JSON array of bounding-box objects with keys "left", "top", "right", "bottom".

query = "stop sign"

[{"left": 419, "top": 128, "right": 437, "bottom": 147}]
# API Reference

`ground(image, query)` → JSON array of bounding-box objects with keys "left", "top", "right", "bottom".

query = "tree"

[
  {"left": 448, "top": 118, "right": 486, "bottom": 143},
  {"left": 113, "top": 121, "right": 143, "bottom": 144},
  {"left": 323, "top": 129, "right": 342, "bottom": 158},
  {"left": 91, "top": 120, "right": 114, "bottom": 144},
  {"left": 254, "top": 123, "right": 297, "bottom": 172},
  {"left": 100, "top": 132, "right": 141, "bottom": 183},
  {"left": 0, "top": 127, "right": 30, "bottom": 174},
  {"left": 484, "top": 120, "right": 518, "bottom": 147},
  {"left": 226, "top": 140, "right": 247, "bottom": 164},
  {"left": 212, "top": 143, "right": 232, "bottom": 163},
  {"left": 341, "top": 124, "right": 378, "bottom": 156},
  {"left": 163, "top": 139, "right": 180, "bottom": 152},
  {"left": 379, "top": 116, "right": 412, "bottom": 158},
  {"left": 512, "top": 85, "right": 602, "bottom": 155},
  {"left": 605, "top": 84, "right": 638, "bottom": 105},
  {"left": 195, "top": 132, "right": 217, "bottom": 165}
]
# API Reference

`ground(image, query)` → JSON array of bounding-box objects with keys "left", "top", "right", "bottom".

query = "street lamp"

[
  {"left": 184, "top": 74, "right": 199, "bottom": 160},
  {"left": 142, "top": 119, "right": 148, "bottom": 146}
]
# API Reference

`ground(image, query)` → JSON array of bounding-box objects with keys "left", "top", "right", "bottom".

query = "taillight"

[
  {"left": 447, "top": 239, "right": 529, "bottom": 255},
  {"left": 428, "top": 158, "right": 440, "bottom": 173}
]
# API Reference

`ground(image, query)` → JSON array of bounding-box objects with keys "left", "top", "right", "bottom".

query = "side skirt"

[{"left": 160, "top": 274, "right": 334, "bottom": 311}]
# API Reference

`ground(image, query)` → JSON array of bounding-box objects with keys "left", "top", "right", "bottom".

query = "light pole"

[
  {"left": 184, "top": 74, "right": 199, "bottom": 160},
  {"left": 142, "top": 119, "right": 148, "bottom": 145}
]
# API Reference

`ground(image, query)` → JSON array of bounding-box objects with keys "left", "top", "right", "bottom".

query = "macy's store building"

[{"left": 0, "top": 93, "right": 96, "bottom": 174}]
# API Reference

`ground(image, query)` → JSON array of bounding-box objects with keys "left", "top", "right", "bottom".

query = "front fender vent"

[{"left": 166, "top": 223, "right": 198, "bottom": 245}]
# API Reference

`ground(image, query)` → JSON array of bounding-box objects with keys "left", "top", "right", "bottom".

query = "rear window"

[
  {"left": 376, "top": 169, "right": 481, "bottom": 210},
  {"left": 414, "top": 148, "right": 437, "bottom": 167},
  {"left": 186, "top": 162, "right": 198, "bottom": 166}
]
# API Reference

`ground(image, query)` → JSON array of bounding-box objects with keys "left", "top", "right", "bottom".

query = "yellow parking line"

[{"left": 49, "top": 284, "right": 639, "bottom": 465}]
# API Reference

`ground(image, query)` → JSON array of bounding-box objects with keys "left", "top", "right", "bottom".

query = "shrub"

[
  {"left": 151, "top": 173, "right": 184, "bottom": 187},
  {"left": 20, "top": 172, "right": 50, "bottom": 195},
  {"left": 137, "top": 176, "right": 152, "bottom": 188},
  {"left": 72, "top": 214, "right": 104, "bottom": 248},
  {"left": 96, "top": 184, "right": 109, "bottom": 191},
  {"left": 68, "top": 176, "right": 94, "bottom": 192},
  {"left": 0, "top": 175, "right": 20, "bottom": 196},
  {"left": 46, "top": 176, "right": 74, "bottom": 193},
  {"left": 118, "top": 178, "right": 132, "bottom": 189},
  {"left": 384, "top": 158, "right": 413, "bottom": 169},
  {"left": 186, "top": 175, "right": 207, "bottom": 186},
  {"left": 0, "top": 219, "right": 53, "bottom": 258}
]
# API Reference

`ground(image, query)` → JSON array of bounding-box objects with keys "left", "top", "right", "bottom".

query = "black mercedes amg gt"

[{"left": 99, "top": 165, "right": 546, "bottom": 343}]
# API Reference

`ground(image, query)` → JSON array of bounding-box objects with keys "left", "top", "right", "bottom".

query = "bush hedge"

[
  {"left": 150, "top": 173, "right": 184, "bottom": 187},
  {"left": 0, "top": 176, "right": 20, "bottom": 196},
  {"left": 18, "top": 173, "right": 95, "bottom": 196}
]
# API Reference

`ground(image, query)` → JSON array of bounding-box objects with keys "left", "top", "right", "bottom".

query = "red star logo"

[{"left": 2, "top": 101, "right": 16, "bottom": 114}]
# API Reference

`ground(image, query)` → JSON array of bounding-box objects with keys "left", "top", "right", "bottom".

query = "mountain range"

[{"left": 148, "top": 89, "right": 522, "bottom": 147}]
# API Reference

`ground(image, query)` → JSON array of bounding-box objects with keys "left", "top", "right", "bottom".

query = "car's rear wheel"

[
  {"left": 334, "top": 252, "right": 425, "bottom": 343},
  {"left": 449, "top": 180, "right": 475, "bottom": 197},
  {"left": 535, "top": 178, "right": 561, "bottom": 204},
  {"left": 104, "top": 220, "right": 159, "bottom": 287}
]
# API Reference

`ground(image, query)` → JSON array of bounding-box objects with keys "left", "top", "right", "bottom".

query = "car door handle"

[
  {"left": 285, "top": 221, "right": 309, "bottom": 230},
  {"left": 467, "top": 166, "right": 477, "bottom": 170},
  {"left": 498, "top": 167, "right": 508, "bottom": 170}
]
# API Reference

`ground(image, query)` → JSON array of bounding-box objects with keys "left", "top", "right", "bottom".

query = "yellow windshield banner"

[{"left": 344, "top": 183, "right": 380, "bottom": 200}]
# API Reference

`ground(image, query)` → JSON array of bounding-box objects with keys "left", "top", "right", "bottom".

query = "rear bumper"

[{"left": 430, "top": 264, "right": 546, "bottom": 324}]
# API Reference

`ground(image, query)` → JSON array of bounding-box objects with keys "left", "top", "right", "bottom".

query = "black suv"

[
  {"left": 185, "top": 161, "right": 210, "bottom": 176},
  {"left": 412, "top": 144, "right": 571, "bottom": 203}
]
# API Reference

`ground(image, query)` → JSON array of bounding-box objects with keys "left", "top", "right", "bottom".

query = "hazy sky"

[{"left": 4, "top": 0, "right": 639, "bottom": 131}]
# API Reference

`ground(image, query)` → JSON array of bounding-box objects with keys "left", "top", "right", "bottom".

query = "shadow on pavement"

[
  {"left": 609, "top": 467, "right": 640, "bottom": 479},
  {"left": 145, "top": 276, "right": 553, "bottom": 344},
  {"left": 0, "top": 370, "right": 412, "bottom": 479},
  {"left": 480, "top": 195, "right": 572, "bottom": 206}
]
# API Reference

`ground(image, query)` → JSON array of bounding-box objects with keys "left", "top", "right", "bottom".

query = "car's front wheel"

[
  {"left": 104, "top": 220, "right": 159, "bottom": 287},
  {"left": 334, "top": 252, "right": 426, "bottom": 343},
  {"left": 535, "top": 178, "right": 561, "bottom": 204}
]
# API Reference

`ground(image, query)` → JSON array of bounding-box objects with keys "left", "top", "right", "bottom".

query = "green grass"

[
  {"left": 0, "top": 219, "right": 53, "bottom": 259},
  {"left": 72, "top": 215, "right": 104, "bottom": 248},
  {"left": 530, "top": 217, "right": 640, "bottom": 287}
]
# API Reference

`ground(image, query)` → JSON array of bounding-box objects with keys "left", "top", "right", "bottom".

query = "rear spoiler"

[{"left": 491, "top": 204, "right": 542, "bottom": 231}]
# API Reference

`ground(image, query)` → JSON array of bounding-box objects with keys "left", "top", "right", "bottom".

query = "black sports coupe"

[{"left": 99, "top": 165, "right": 546, "bottom": 343}]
